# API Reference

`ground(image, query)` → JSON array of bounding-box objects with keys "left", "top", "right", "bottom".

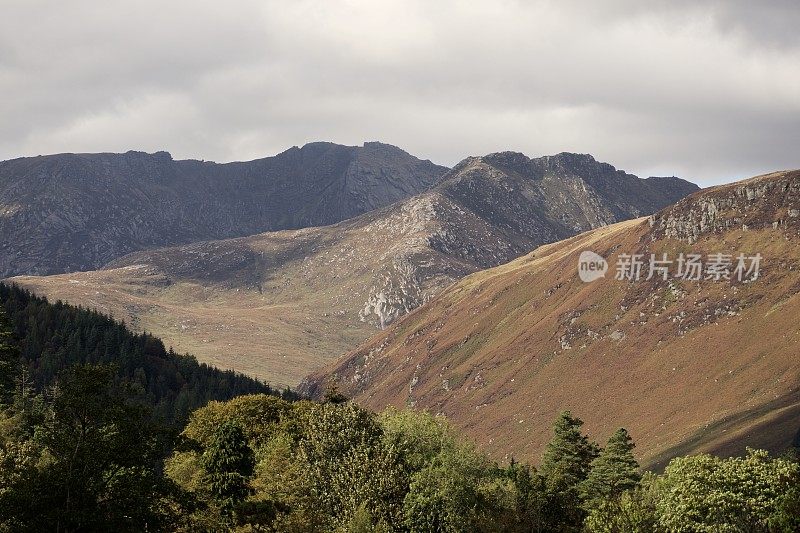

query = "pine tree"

[
  {"left": 540, "top": 411, "right": 599, "bottom": 489},
  {"left": 0, "top": 306, "right": 19, "bottom": 404},
  {"left": 203, "top": 420, "right": 256, "bottom": 516},
  {"left": 581, "top": 428, "right": 641, "bottom": 505},
  {"left": 539, "top": 411, "right": 600, "bottom": 530}
]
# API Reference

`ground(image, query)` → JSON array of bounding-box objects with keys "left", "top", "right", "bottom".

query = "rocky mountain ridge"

[
  {"left": 650, "top": 170, "right": 800, "bottom": 242},
  {"left": 0, "top": 141, "right": 447, "bottom": 277}
]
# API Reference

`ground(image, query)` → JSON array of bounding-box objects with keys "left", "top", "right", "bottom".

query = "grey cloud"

[{"left": 0, "top": 0, "right": 798, "bottom": 186}]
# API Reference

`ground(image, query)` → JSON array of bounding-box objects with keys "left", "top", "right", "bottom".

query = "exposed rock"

[
  {"left": 650, "top": 170, "right": 800, "bottom": 243},
  {"left": 11, "top": 151, "right": 698, "bottom": 384},
  {"left": 0, "top": 142, "right": 447, "bottom": 277}
]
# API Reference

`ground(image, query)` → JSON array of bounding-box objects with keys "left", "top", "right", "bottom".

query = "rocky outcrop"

[
  {"left": 0, "top": 142, "right": 447, "bottom": 277},
  {"left": 650, "top": 170, "right": 800, "bottom": 242},
  {"left": 352, "top": 152, "right": 697, "bottom": 327}
]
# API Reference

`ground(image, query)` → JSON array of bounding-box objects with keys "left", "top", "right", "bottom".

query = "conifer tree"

[
  {"left": 581, "top": 428, "right": 641, "bottom": 504},
  {"left": 0, "top": 306, "right": 18, "bottom": 404},
  {"left": 540, "top": 411, "right": 599, "bottom": 489},
  {"left": 539, "top": 411, "right": 599, "bottom": 529},
  {"left": 203, "top": 420, "right": 256, "bottom": 516}
]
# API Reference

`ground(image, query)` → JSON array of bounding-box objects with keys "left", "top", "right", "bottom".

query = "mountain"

[
  {"left": 7, "top": 152, "right": 698, "bottom": 386},
  {"left": 0, "top": 141, "right": 447, "bottom": 277},
  {"left": 302, "top": 170, "right": 800, "bottom": 468}
]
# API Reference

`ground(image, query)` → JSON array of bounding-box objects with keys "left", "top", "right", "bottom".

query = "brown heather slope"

[
  {"left": 8, "top": 152, "right": 696, "bottom": 387},
  {"left": 303, "top": 170, "right": 800, "bottom": 468}
]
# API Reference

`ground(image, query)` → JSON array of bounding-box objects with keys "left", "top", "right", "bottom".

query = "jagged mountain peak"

[
  {"left": 480, "top": 150, "right": 599, "bottom": 174},
  {"left": 0, "top": 142, "right": 448, "bottom": 277}
]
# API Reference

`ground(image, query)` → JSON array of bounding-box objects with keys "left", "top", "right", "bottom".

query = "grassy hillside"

[{"left": 305, "top": 170, "right": 800, "bottom": 468}]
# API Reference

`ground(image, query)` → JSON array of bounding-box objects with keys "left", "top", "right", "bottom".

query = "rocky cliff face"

[
  {"left": 354, "top": 152, "right": 698, "bottom": 327},
  {"left": 0, "top": 142, "right": 447, "bottom": 277},
  {"left": 650, "top": 170, "right": 800, "bottom": 242}
]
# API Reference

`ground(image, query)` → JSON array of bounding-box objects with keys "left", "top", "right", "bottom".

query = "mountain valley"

[{"left": 7, "top": 151, "right": 697, "bottom": 386}]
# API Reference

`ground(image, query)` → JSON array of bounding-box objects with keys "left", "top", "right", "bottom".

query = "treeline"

[
  {"left": 1, "top": 373, "right": 798, "bottom": 532},
  {"left": 0, "top": 283, "right": 296, "bottom": 424},
  {"left": 162, "top": 397, "right": 800, "bottom": 531}
]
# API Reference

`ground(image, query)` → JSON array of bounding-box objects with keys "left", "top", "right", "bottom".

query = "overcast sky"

[{"left": 1, "top": 1, "right": 798, "bottom": 185}]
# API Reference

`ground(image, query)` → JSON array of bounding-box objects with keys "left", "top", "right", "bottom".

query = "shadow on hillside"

[{"left": 646, "top": 389, "right": 800, "bottom": 472}]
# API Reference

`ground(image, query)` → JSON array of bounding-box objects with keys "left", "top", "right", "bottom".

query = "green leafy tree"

[
  {"left": 402, "top": 442, "right": 493, "bottom": 533},
  {"left": 584, "top": 471, "right": 661, "bottom": 533},
  {"left": 298, "top": 402, "right": 408, "bottom": 530},
  {"left": 502, "top": 459, "right": 549, "bottom": 532},
  {"left": 769, "top": 470, "right": 800, "bottom": 531},
  {"left": 183, "top": 393, "right": 292, "bottom": 446},
  {"left": 657, "top": 449, "right": 800, "bottom": 531},
  {"left": 202, "top": 420, "right": 256, "bottom": 518},
  {"left": 0, "top": 364, "right": 180, "bottom": 532}
]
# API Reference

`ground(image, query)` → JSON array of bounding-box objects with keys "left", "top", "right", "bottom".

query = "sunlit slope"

[{"left": 305, "top": 170, "right": 800, "bottom": 468}]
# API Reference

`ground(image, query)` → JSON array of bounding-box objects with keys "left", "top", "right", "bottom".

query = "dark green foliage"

[
  {"left": 0, "top": 283, "right": 295, "bottom": 424},
  {"left": 202, "top": 420, "right": 255, "bottom": 515},
  {"left": 540, "top": 411, "right": 600, "bottom": 488},
  {"left": 770, "top": 475, "right": 800, "bottom": 531},
  {"left": 4, "top": 381, "right": 800, "bottom": 532},
  {"left": 322, "top": 381, "right": 349, "bottom": 404},
  {"left": 1, "top": 291, "right": 798, "bottom": 533},
  {"left": 0, "top": 307, "right": 18, "bottom": 404},
  {"left": 540, "top": 410, "right": 600, "bottom": 530},
  {"left": 580, "top": 428, "right": 642, "bottom": 531},
  {"left": 582, "top": 428, "right": 641, "bottom": 503},
  {"left": 502, "top": 459, "right": 549, "bottom": 531},
  {"left": 0, "top": 364, "right": 183, "bottom": 532},
  {"left": 401, "top": 446, "right": 492, "bottom": 532}
]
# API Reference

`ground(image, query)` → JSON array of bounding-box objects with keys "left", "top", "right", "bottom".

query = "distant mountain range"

[
  {"left": 0, "top": 142, "right": 447, "bottom": 277},
  {"left": 302, "top": 170, "right": 800, "bottom": 467},
  {"left": 8, "top": 148, "right": 697, "bottom": 386}
]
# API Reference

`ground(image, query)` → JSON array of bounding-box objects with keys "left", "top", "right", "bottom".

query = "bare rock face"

[
  {"left": 352, "top": 152, "right": 698, "bottom": 328},
  {"left": 0, "top": 142, "right": 447, "bottom": 277},
  {"left": 651, "top": 170, "right": 800, "bottom": 242}
]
